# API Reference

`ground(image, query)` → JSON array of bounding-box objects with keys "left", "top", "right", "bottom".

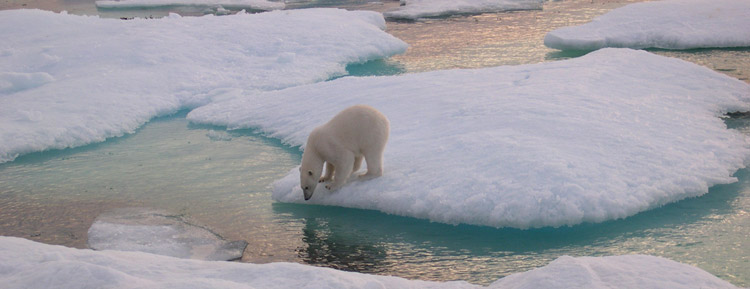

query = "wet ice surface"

[{"left": 87, "top": 207, "right": 248, "bottom": 261}]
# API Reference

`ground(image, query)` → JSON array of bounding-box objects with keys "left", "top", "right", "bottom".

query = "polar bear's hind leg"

[
  {"left": 360, "top": 150, "right": 383, "bottom": 180},
  {"left": 351, "top": 155, "right": 364, "bottom": 177}
]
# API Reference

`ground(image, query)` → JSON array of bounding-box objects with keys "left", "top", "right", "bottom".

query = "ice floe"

[
  {"left": 87, "top": 208, "right": 247, "bottom": 261},
  {"left": 383, "top": 0, "right": 543, "bottom": 20},
  {"left": 0, "top": 237, "right": 739, "bottom": 289},
  {"left": 188, "top": 48, "right": 750, "bottom": 228},
  {"left": 0, "top": 9, "right": 407, "bottom": 163},
  {"left": 95, "top": 0, "right": 285, "bottom": 11},
  {"left": 545, "top": 0, "right": 750, "bottom": 51}
]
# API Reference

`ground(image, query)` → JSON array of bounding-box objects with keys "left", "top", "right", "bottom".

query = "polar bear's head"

[{"left": 300, "top": 138, "right": 324, "bottom": 201}]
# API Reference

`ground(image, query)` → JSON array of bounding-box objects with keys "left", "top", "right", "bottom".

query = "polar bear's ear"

[{"left": 308, "top": 170, "right": 313, "bottom": 176}]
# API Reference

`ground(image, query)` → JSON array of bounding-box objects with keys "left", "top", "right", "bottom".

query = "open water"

[{"left": 0, "top": 0, "right": 748, "bottom": 286}]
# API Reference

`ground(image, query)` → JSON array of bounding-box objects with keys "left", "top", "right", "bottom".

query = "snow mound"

[
  {"left": 188, "top": 48, "right": 750, "bottom": 229},
  {"left": 96, "top": 0, "right": 284, "bottom": 11},
  {"left": 0, "top": 9, "right": 407, "bottom": 164},
  {"left": 87, "top": 208, "right": 247, "bottom": 261},
  {"left": 0, "top": 72, "right": 54, "bottom": 94},
  {"left": 0, "top": 237, "right": 739, "bottom": 289},
  {"left": 545, "top": 0, "right": 750, "bottom": 51},
  {"left": 383, "top": 0, "right": 542, "bottom": 21}
]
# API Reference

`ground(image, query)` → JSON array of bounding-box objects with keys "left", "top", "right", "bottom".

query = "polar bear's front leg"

[
  {"left": 325, "top": 153, "right": 354, "bottom": 191},
  {"left": 319, "top": 162, "right": 334, "bottom": 183}
]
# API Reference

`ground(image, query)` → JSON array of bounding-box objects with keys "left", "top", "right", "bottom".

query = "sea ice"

[
  {"left": 489, "top": 255, "right": 738, "bottom": 289},
  {"left": 545, "top": 0, "right": 750, "bottom": 51},
  {"left": 95, "top": 0, "right": 285, "bottom": 11},
  {"left": 0, "top": 8, "right": 407, "bottom": 164},
  {"left": 87, "top": 208, "right": 247, "bottom": 261},
  {"left": 0, "top": 237, "right": 739, "bottom": 289},
  {"left": 383, "top": 0, "right": 543, "bottom": 20},
  {"left": 188, "top": 48, "right": 750, "bottom": 229}
]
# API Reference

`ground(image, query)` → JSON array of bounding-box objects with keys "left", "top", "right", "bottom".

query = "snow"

[
  {"left": 0, "top": 8, "right": 407, "bottom": 164},
  {"left": 187, "top": 48, "right": 750, "bottom": 229},
  {"left": 87, "top": 208, "right": 248, "bottom": 261},
  {"left": 544, "top": 0, "right": 750, "bottom": 51},
  {"left": 95, "top": 0, "right": 284, "bottom": 11},
  {"left": 0, "top": 237, "right": 739, "bottom": 289},
  {"left": 383, "top": 0, "right": 543, "bottom": 21},
  {"left": 489, "top": 255, "right": 738, "bottom": 289}
]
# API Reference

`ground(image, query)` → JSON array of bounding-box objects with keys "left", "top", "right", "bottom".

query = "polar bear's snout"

[{"left": 303, "top": 186, "right": 313, "bottom": 201}]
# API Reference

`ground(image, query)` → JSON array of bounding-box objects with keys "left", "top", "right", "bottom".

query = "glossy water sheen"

[{"left": 0, "top": 0, "right": 748, "bottom": 286}]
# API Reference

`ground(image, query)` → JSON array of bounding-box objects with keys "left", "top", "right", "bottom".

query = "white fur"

[{"left": 300, "top": 105, "right": 390, "bottom": 200}]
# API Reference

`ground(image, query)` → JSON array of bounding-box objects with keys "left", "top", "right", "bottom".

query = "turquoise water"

[{"left": 1, "top": 0, "right": 749, "bottom": 286}]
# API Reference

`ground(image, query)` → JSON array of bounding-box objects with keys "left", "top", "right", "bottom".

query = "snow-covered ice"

[
  {"left": 488, "top": 255, "right": 739, "bottom": 289},
  {"left": 383, "top": 0, "right": 543, "bottom": 21},
  {"left": 96, "top": 0, "right": 284, "bottom": 11},
  {"left": 0, "top": 8, "right": 407, "bottom": 164},
  {"left": 0, "top": 237, "right": 739, "bottom": 289},
  {"left": 188, "top": 48, "right": 750, "bottom": 229},
  {"left": 87, "top": 208, "right": 247, "bottom": 261},
  {"left": 545, "top": 0, "right": 750, "bottom": 51}
]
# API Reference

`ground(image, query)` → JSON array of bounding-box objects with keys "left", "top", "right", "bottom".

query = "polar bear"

[{"left": 300, "top": 105, "right": 390, "bottom": 200}]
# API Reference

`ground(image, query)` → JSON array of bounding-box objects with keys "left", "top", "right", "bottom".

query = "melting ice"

[
  {"left": 0, "top": 237, "right": 740, "bottom": 289},
  {"left": 189, "top": 48, "right": 750, "bottom": 229},
  {"left": 384, "top": 0, "right": 543, "bottom": 20},
  {"left": 95, "top": 0, "right": 284, "bottom": 11},
  {"left": 0, "top": 8, "right": 407, "bottom": 163},
  {"left": 87, "top": 208, "right": 247, "bottom": 261},
  {"left": 545, "top": 0, "right": 750, "bottom": 51}
]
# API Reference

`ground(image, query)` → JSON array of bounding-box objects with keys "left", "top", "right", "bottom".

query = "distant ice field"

[
  {"left": 0, "top": 8, "right": 407, "bottom": 163},
  {"left": 95, "top": 0, "right": 284, "bottom": 11},
  {"left": 545, "top": 0, "right": 750, "bottom": 51},
  {"left": 384, "top": 0, "right": 543, "bottom": 20},
  {"left": 189, "top": 48, "right": 750, "bottom": 229}
]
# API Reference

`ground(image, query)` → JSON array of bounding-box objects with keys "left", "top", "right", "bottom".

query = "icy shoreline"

[{"left": 0, "top": 236, "right": 740, "bottom": 289}]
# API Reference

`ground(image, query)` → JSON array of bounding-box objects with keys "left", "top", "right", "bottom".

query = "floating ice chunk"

[
  {"left": 383, "top": 0, "right": 543, "bottom": 20},
  {"left": 0, "top": 9, "right": 406, "bottom": 164},
  {"left": 0, "top": 237, "right": 740, "bottom": 289},
  {"left": 87, "top": 208, "right": 247, "bottom": 261},
  {"left": 545, "top": 0, "right": 750, "bottom": 51},
  {"left": 95, "top": 0, "right": 285, "bottom": 11},
  {"left": 206, "top": 130, "right": 233, "bottom": 141},
  {"left": 188, "top": 48, "right": 750, "bottom": 229}
]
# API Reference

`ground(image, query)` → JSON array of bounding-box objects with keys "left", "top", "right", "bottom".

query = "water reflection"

[
  {"left": 272, "top": 169, "right": 748, "bottom": 286},
  {"left": 297, "top": 215, "right": 388, "bottom": 273}
]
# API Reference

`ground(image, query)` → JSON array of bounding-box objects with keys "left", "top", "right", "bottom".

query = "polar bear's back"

[{"left": 322, "top": 105, "right": 389, "bottom": 152}]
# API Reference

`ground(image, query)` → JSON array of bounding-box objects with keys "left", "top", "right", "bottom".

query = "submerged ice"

[
  {"left": 0, "top": 9, "right": 407, "bottom": 163},
  {"left": 188, "top": 48, "right": 750, "bottom": 229},
  {"left": 87, "top": 208, "right": 247, "bottom": 261},
  {"left": 0, "top": 237, "right": 740, "bottom": 289},
  {"left": 545, "top": 0, "right": 750, "bottom": 51}
]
